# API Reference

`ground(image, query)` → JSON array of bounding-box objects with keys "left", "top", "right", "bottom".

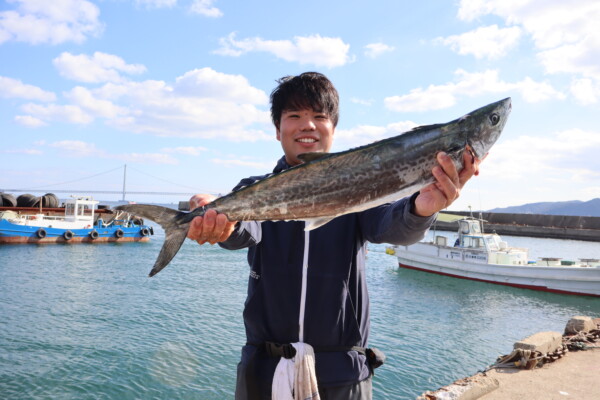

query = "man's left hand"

[{"left": 413, "top": 148, "right": 481, "bottom": 217}]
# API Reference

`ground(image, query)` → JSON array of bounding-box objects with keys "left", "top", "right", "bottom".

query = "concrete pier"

[{"left": 418, "top": 316, "right": 600, "bottom": 400}]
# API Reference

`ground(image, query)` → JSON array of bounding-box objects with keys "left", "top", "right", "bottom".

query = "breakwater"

[{"left": 436, "top": 211, "right": 600, "bottom": 242}]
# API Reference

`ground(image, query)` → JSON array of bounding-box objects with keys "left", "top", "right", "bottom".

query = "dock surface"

[{"left": 481, "top": 347, "right": 600, "bottom": 399}]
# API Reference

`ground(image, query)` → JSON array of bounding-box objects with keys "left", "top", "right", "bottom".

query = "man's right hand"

[{"left": 187, "top": 194, "right": 237, "bottom": 245}]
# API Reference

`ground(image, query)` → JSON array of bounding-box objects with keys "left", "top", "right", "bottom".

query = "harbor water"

[{"left": 1, "top": 223, "right": 599, "bottom": 399}]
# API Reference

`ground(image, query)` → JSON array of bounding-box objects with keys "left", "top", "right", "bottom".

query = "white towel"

[{"left": 271, "top": 343, "right": 320, "bottom": 400}]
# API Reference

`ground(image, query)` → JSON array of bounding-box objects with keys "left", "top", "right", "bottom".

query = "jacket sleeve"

[
  {"left": 218, "top": 221, "right": 261, "bottom": 250},
  {"left": 359, "top": 192, "right": 436, "bottom": 245}
]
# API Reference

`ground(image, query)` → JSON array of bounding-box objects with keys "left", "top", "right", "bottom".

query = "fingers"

[
  {"left": 187, "top": 209, "right": 236, "bottom": 245},
  {"left": 189, "top": 193, "right": 217, "bottom": 210}
]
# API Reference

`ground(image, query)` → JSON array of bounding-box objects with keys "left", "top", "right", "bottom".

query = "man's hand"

[
  {"left": 187, "top": 194, "right": 237, "bottom": 245},
  {"left": 413, "top": 148, "right": 482, "bottom": 217}
]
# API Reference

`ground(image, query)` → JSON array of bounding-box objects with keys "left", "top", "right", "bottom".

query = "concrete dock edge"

[{"left": 417, "top": 316, "right": 600, "bottom": 400}]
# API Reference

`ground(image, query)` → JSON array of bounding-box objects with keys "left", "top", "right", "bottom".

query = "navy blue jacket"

[{"left": 220, "top": 157, "right": 435, "bottom": 388}]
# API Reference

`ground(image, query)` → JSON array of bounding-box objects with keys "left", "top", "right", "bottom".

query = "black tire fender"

[
  {"left": 89, "top": 230, "right": 99, "bottom": 239},
  {"left": 36, "top": 228, "right": 47, "bottom": 239},
  {"left": 63, "top": 230, "right": 73, "bottom": 240},
  {"left": 115, "top": 229, "right": 124, "bottom": 238}
]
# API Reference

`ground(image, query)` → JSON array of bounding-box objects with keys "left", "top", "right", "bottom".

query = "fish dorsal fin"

[
  {"left": 298, "top": 152, "right": 330, "bottom": 163},
  {"left": 304, "top": 217, "right": 335, "bottom": 231}
]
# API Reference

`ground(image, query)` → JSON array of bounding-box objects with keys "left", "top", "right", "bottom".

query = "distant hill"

[{"left": 489, "top": 198, "right": 600, "bottom": 217}]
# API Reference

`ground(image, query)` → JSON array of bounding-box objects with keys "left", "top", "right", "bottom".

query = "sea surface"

[{"left": 1, "top": 224, "right": 599, "bottom": 400}]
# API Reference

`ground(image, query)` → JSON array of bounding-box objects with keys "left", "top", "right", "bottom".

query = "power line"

[{"left": 21, "top": 166, "right": 124, "bottom": 190}]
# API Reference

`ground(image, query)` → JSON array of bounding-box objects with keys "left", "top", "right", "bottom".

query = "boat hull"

[
  {"left": 393, "top": 243, "right": 600, "bottom": 297},
  {"left": 0, "top": 219, "right": 152, "bottom": 244}
]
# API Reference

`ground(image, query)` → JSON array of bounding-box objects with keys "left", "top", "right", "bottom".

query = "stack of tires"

[
  {"left": 1, "top": 192, "right": 61, "bottom": 208},
  {"left": 0, "top": 193, "right": 17, "bottom": 207}
]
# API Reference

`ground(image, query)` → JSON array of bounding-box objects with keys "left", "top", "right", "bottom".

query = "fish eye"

[{"left": 489, "top": 113, "right": 500, "bottom": 126}]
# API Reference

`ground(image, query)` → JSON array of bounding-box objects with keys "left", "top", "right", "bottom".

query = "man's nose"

[{"left": 300, "top": 117, "right": 316, "bottom": 130}]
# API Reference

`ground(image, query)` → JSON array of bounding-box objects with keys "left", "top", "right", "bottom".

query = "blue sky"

[{"left": 1, "top": 0, "right": 599, "bottom": 210}]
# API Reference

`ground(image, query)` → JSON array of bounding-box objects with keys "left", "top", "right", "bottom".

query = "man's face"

[{"left": 276, "top": 108, "right": 335, "bottom": 166}]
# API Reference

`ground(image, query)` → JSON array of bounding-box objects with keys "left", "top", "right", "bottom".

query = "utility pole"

[{"left": 122, "top": 164, "right": 127, "bottom": 202}]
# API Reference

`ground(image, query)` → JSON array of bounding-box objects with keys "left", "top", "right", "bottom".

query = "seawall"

[{"left": 436, "top": 211, "right": 600, "bottom": 242}]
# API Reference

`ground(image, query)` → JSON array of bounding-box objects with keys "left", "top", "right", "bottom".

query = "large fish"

[{"left": 117, "top": 97, "right": 511, "bottom": 276}]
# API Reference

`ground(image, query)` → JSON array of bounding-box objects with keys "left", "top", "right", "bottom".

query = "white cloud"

[
  {"left": 457, "top": 0, "right": 600, "bottom": 101},
  {"left": 350, "top": 97, "right": 373, "bottom": 106},
  {"left": 190, "top": 0, "right": 222, "bottom": 17},
  {"left": 3, "top": 147, "right": 43, "bottom": 155},
  {"left": 334, "top": 120, "right": 417, "bottom": 149},
  {"left": 10, "top": 67, "right": 272, "bottom": 141},
  {"left": 135, "top": 0, "right": 177, "bottom": 8},
  {"left": 483, "top": 128, "right": 600, "bottom": 183},
  {"left": 384, "top": 69, "right": 564, "bottom": 112},
  {"left": 21, "top": 103, "right": 93, "bottom": 124},
  {"left": 49, "top": 140, "right": 100, "bottom": 157},
  {"left": 212, "top": 158, "right": 273, "bottom": 169},
  {"left": 0, "top": 76, "right": 56, "bottom": 101},
  {"left": 214, "top": 33, "right": 353, "bottom": 68},
  {"left": 47, "top": 140, "right": 178, "bottom": 164},
  {"left": 436, "top": 25, "right": 521, "bottom": 59},
  {"left": 115, "top": 152, "right": 178, "bottom": 165},
  {"left": 0, "top": 0, "right": 103, "bottom": 45},
  {"left": 65, "top": 86, "right": 128, "bottom": 118},
  {"left": 162, "top": 146, "right": 208, "bottom": 156},
  {"left": 174, "top": 68, "right": 267, "bottom": 104},
  {"left": 14, "top": 115, "right": 46, "bottom": 127},
  {"left": 570, "top": 78, "right": 599, "bottom": 105},
  {"left": 364, "top": 43, "right": 395, "bottom": 59},
  {"left": 53, "top": 52, "right": 147, "bottom": 83}
]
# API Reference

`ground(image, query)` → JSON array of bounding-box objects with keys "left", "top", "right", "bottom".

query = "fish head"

[{"left": 464, "top": 97, "right": 511, "bottom": 159}]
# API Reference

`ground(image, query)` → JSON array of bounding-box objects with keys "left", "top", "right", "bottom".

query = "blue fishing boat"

[{"left": 0, "top": 196, "right": 153, "bottom": 244}]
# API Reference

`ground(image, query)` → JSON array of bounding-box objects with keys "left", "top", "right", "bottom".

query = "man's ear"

[{"left": 276, "top": 127, "right": 281, "bottom": 141}]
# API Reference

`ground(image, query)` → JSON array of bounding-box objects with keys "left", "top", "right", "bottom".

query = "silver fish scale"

[{"left": 211, "top": 122, "right": 470, "bottom": 222}]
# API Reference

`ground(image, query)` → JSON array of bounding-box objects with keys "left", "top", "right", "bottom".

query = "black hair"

[{"left": 270, "top": 72, "right": 339, "bottom": 128}]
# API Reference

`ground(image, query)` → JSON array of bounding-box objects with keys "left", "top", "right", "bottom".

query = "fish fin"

[
  {"left": 411, "top": 123, "right": 443, "bottom": 132},
  {"left": 298, "top": 152, "right": 330, "bottom": 163},
  {"left": 148, "top": 226, "right": 188, "bottom": 277},
  {"left": 304, "top": 217, "right": 335, "bottom": 231},
  {"left": 115, "top": 204, "right": 196, "bottom": 277},
  {"left": 115, "top": 204, "right": 180, "bottom": 227}
]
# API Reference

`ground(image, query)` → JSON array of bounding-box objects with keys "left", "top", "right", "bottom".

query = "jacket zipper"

[{"left": 298, "top": 227, "right": 310, "bottom": 342}]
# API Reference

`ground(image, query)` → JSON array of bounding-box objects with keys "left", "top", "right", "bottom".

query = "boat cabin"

[{"left": 64, "top": 196, "right": 99, "bottom": 224}]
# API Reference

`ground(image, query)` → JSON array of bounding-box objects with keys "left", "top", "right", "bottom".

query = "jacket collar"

[{"left": 273, "top": 156, "right": 292, "bottom": 174}]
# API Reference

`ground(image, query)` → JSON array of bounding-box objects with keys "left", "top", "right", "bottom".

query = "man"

[{"left": 187, "top": 72, "right": 480, "bottom": 399}]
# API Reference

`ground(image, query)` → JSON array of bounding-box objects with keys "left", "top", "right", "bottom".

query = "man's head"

[
  {"left": 270, "top": 72, "right": 339, "bottom": 166},
  {"left": 270, "top": 72, "right": 339, "bottom": 129}
]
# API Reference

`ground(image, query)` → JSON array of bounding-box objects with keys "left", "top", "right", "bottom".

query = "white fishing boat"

[
  {"left": 0, "top": 196, "right": 153, "bottom": 244},
  {"left": 387, "top": 216, "right": 600, "bottom": 297}
]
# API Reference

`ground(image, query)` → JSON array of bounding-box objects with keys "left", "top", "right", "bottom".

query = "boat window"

[
  {"left": 485, "top": 236, "right": 499, "bottom": 251},
  {"left": 66, "top": 203, "right": 75, "bottom": 216},
  {"left": 463, "top": 236, "right": 482, "bottom": 248}
]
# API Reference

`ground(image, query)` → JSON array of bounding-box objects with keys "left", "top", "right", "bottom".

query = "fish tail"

[{"left": 115, "top": 204, "right": 200, "bottom": 276}]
